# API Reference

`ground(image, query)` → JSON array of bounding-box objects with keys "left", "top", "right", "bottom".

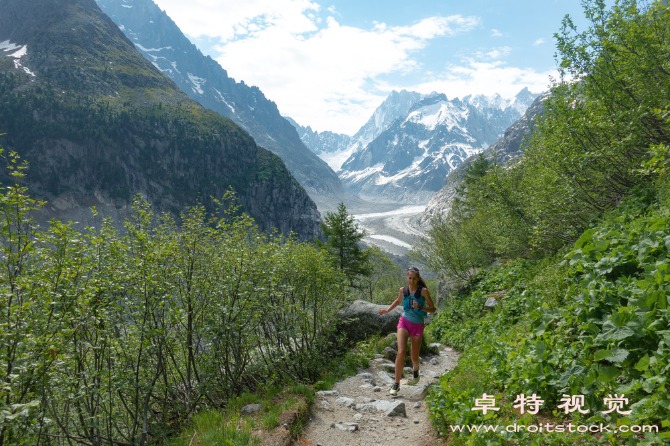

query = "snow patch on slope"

[
  {"left": 213, "top": 88, "right": 235, "bottom": 113},
  {"left": 187, "top": 73, "right": 205, "bottom": 94},
  {"left": 1, "top": 41, "right": 35, "bottom": 77},
  {"left": 404, "top": 101, "right": 468, "bottom": 132},
  {"left": 339, "top": 163, "right": 384, "bottom": 183},
  {"left": 134, "top": 43, "right": 173, "bottom": 53}
]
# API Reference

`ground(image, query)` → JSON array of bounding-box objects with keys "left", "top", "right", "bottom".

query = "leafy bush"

[
  {"left": 413, "top": 0, "right": 670, "bottom": 279},
  {"left": 427, "top": 181, "right": 670, "bottom": 444},
  {"left": 0, "top": 152, "right": 348, "bottom": 445}
]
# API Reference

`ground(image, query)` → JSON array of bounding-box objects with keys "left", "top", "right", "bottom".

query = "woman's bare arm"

[
  {"left": 413, "top": 288, "right": 436, "bottom": 313},
  {"left": 379, "top": 288, "right": 403, "bottom": 315}
]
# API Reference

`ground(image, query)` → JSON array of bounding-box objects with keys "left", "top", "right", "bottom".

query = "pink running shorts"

[{"left": 397, "top": 315, "right": 425, "bottom": 338}]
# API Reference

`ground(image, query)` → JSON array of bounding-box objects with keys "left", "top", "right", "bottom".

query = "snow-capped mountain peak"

[
  {"left": 338, "top": 89, "right": 540, "bottom": 204},
  {"left": 287, "top": 89, "right": 423, "bottom": 171},
  {"left": 404, "top": 98, "right": 469, "bottom": 132}
]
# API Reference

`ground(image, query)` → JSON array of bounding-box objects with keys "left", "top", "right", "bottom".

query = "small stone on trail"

[
  {"left": 377, "top": 371, "right": 395, "bottom": 386},
  {"left": 336, "top": 397, "right": 355, "bottom": 407},
  {"left": 403, "top": 367, "right": 413, "bottom": 374},
  {"left": 413, "top": 402, "right": 421, "bottom": 409},
  {"left": 444, "top": 347, "right": 453, "bottom": 352},
  {"left": 375, "top": 353, "right": 384, "bottom": 358},
  {"left": 378, "top": 363, "right": 395, "bottom": 373},
  {"left": 359, "top": 383, "right": 374, "bottom": 389},
  {"left": 356, "top": 396, "right": 373, "bottom": 404},
  {"left": 357, "top": 372, "right": 376, "bottom": 386},
  {"left": 317, "top": 390, "right": 340, "bottom": 397},
  {"left": 240, "top": 403, "right": 262, "bottom": 415},
  {"left": 430, "top": 358, "right": 439, "bottom": 365},
  {"left": 335, "top": 423, "right": 357, "bottom": 432},
  {"left": 405, "top": 384, "right": 427, "bottom": 398},
  {"left": 321, "top": 400, "right": 333, "bottom": 410},
  {"left": 354, "top": 413, "right": 363, "bottom": 421},
  {"left": 385, "top": 401, "right": 406, "bottom": 417},
  {"left": 429, "top": 343, "right": 442, "bottom": 349},
  {"left": 373, "top": 386, "right": 381, "bottom": 392},
  {"left": 373, "top": 358, "right": 384, "bottom": 363},
  {"left": 414, "top": 420, "right": 420, "bottom": 424}
]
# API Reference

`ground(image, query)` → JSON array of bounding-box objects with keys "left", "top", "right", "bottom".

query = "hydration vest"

[{"left": 403, "top": 285, "right": 427, "bottom": 317}]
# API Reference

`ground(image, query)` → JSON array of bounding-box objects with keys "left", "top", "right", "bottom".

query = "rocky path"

[{"left": 299, "top": 344, "right": 460, "bottom": 445}]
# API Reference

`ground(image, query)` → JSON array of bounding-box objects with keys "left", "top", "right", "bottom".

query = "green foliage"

[
  {"left": 358, "top": 246, "right": 396, "bottom": 302},
  {"left": 166, "top": 410, "right": 260, "bottom": 446},
  {"left": 414, "top": 1, "right": 670, "bottom": 281},
  {"left": 0, "top": 153, "right": 347, "bottom": 445},
  {"left": 426, "top": 180, "right": 670, "bottom": 444},
  {"left": 317, "top": 202, "right": 371, "bottom": 286}
]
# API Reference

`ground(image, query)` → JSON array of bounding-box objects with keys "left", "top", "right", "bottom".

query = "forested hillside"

[
  {"left": 414, "top": 1, "right": 670, "bottom": 443},
  {"left": 0, "top": 0, "right": 321, "bottom": 238}
]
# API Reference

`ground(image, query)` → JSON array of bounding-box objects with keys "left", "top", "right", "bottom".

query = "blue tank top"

[{"left": 402, "top": 290, "right": 426, "bottom": 324}]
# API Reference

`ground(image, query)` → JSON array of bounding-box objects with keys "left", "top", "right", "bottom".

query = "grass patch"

[
  {"left": 167, "top": 383, "right": 316, "bottom": 446},
  {"left": 169, "top": 349, "right": 371, "bottom": 445},
  {"left": 165, "top": 409, "right": 259, "bottom": 446}
]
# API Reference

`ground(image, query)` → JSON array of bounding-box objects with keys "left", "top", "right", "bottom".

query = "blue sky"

[{"left": 152, "top": 0, "right": 592, "bottom": 134}]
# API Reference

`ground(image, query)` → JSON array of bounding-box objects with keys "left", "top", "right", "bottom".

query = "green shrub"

[
  {"left": 427, "top": 183, "right": 670, "bottom": 444},
  {"left": 0, "top": 153, "right": 348, "bottom": 445}
]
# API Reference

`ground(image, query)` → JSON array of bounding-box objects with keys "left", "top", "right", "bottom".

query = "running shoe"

[
  {"left": 408, "top": 370, "right": 420, "bottom": 386},
  {"left": 389, "top": 383, "right": 400, "bottom": 396}
]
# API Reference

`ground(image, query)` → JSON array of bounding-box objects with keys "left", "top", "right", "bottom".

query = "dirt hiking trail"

[{"left": 298, "top": 344, "right": 461, "bottom": 445}]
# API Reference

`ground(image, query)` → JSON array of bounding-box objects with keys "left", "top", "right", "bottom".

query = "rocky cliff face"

[
  {"left": 286, "top": 90, "right": 423, "bottom": 172},
  {"left": 420, "top": 93, "right": 548, "bottom": 226},
  {"left": 339, "top": 89, "right": 538, "bottom": 204},
  {"left": 0, "top": 0, "right": 321, "bottom": 239},
  {"left": 95, "top": 0, "right": 352, "bottom": 212}
]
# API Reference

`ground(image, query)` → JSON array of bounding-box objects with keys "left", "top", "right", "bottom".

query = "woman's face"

[{"left": 407, "top": 271, "right": 419, "bottom": 287}]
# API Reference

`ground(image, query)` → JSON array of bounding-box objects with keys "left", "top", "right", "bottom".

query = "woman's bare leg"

[
  {"left": 410, "top": 335, "right": 422, "bottom": 371},
  {"left": 395, "top": 328, "right": 409, "bottom": 383}
]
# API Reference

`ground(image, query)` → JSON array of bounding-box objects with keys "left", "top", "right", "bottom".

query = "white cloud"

[
  {"left": 151, "top": 0, "right": 548, "bottom": 135},
  {"left": 213, "top": 14, "right": 480, "bottom": 134},
  {"left": 151, "top": 0, "right": 481, "bottom": 134},
  {"left": 409, "top": 60, "right": 554, "bottom": 101},
  {"left": 474, "top": 46, "right": 512, "bottom": 60},
  {"left": 533, "top": 38, "right": 546, "bottom": 46},
  {"left": 152, "top": 0, "right": 321, "bottom": 42}
]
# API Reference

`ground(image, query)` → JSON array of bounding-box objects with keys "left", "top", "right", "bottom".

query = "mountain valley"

[
  {"left": 96, "top": 0, "right": 361, "bottom": 213},
  {"left": 0, "top": 0, "right": 321, "bottom": 238}
]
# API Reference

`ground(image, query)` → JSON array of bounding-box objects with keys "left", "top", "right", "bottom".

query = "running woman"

[{"left": 378, "top": 267, "right": 436, "bottom": 395}]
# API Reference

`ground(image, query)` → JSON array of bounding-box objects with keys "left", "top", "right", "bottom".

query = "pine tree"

[{"left": 317, "top": 202, "right": 371, "bottom": 285}]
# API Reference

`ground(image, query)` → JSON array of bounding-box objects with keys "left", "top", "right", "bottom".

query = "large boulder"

[{"left": 335, "top": 300, "right": 403, "bottom": 345}]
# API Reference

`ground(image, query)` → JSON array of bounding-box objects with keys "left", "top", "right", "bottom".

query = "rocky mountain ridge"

[
  {"left": 420, "top": 92, "right": 548, "bottom": 225},
  {"left": 338, "top": 88, "right": 539, "bottom": 204},
  {"left": 287, "top": 90, "right": 423, "bottom": 172},
  {"left": 0, "top": 0, "right": 321, "bottom": 239},
  {"left": 96, "top": 0, "right": 354, "bottom": 212}
]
